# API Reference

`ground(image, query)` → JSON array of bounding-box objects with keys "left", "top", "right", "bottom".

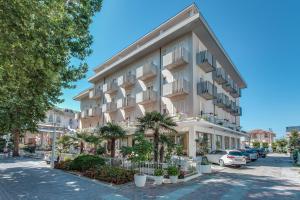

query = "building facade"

[
  {"left": 286, "top": 126, "right": 300, "bottom": 137},
  {"left": 74, "top": 4, "right": 247, "bottom": 157},
  {"left": 23, "top": 107, "right": 79, "bottom": 149},
  {"left": 249, "top": 129, "right": 276, "bottom": 147}
]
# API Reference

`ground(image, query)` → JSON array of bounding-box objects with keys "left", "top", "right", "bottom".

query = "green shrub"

[
  {"left": 201, "top": 156, "right": 210, "bottom": 165},
  {"left": 69, "top": 154, "right": 105, "bottom": 171},
  {"left": 83, "top": 165, "right": 135, "bottom": 185},
  {"left": 167, "top": 166, "right": 179, "bottom": 176},
  {"left": 0, "top": 138, "right": 5, "bottom": 153},
  {"left": 154, "top": 168, "right": 164, "bottom": 176},
  {"left": 55, "top": 160, "right": 72, "bottom": 170},
  {"left": 96, "top": 146, "right": 106, "bottom": 155}
]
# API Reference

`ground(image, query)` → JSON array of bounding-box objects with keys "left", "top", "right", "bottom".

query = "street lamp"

[{"left": 50, "top": 111, "right": 57, "bottom": 168}]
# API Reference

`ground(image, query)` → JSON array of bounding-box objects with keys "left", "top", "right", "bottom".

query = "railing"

[
  {"left": 213, "top": 67, "right": 227, "bottom": 84},
  {"left": 230, "top": 83, "right": 241, "bottom": 98},
  {"left": 88, "top": 107, "right": 102, "bottom": 117},
  {"left": 213, "top": 93, "right": 227, "bottom": 108},
  {"left": 222, "top": 77, "right": 234, "bottom": 93},
  {"left": 196, "top": 50, "right": 216, "bottom": 73},
  {"left": 163, "top": 46, "right": 189, "bottom": 70},
  {"left": 200, "top": 113, "right": 241, "bottom": 132},
  {"left": 136, "top": 90, "right": 157, "bottom": 104},
  {"left": 102, "top": 102, "right": 117, "bottom": 113},
  {"left": 103, "top": 81, "right": 118, "bottom": 94},
  {"left": 136, "top": 62, "right": 157, "bottom": 81},
  {"left": 163, "top": 78, "right": 189, "bottom": 98},
  {"left": 197, "top": 80, "right": 217, "bottom": 100},
  {"left": 118, "top": 73, "right": 136, "bottom": 88},
  {"left": 81, "top": 109, "right": 88, "bottom": 118}
]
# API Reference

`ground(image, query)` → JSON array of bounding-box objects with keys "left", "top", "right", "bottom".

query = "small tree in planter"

[
  {"left": 130, "top": 133, "right": 153, "bottom": 187},
  {"left": 200, "top": 156, "right": 211, "bottom": 173},
  {"left": 153, "top": 168, "right": 164, "bottom": 185},
  {"left": 167, "top": 165, "right": 179, "bottom": 183}
]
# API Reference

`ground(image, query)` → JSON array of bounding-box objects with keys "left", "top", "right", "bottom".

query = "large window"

[
  {"left": 196, "top": 132, "right": 212, "bottom": 155},
  {"left": 216, "top": 135, "right": 222, "bottom": 150},
  {"left": 225, "top": 136, "right": 230, "bottom": 149},
  {"left": 231, "top": 137, "right": 236, "bottom": 149}
]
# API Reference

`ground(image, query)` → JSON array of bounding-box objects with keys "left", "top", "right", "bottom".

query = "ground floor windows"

[
  {"left": 225, "top": 136, "right": 230, "bottom": 149},
  {"left": 216, "top": 135, "right": 223, "bottom": 150},
  {"left": 196, "top": 132, "right": 212, "bottom": 155}
]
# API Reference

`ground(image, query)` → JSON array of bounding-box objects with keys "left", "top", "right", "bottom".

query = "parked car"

[
  {"left": 206, "top": 150, "right": 246, "bottom": 167},
  {"left": 257, "top": 148, "right": 267, "bottom": 158},
  {"left": 245, "top": 149, "right": 258, "bottom": 161},
  {"left": 240, "top": 151, "right": 251, "bottom": 163}
]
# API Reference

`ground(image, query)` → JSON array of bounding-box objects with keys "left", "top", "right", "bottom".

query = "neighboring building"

[
  {"left": 286, "top": 126, "right": 300, "bottom": 137},
  {"left": 74, "top": 4, "right": 247, "bottom": 157},
  {"left": 249, "top": 129, "right": 276, "bottom": 147},
  {"left": 23, "top": 107, "right": 79, "bottom": 149}
]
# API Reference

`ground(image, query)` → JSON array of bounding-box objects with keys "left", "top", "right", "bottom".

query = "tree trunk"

[
  {"left": 13, "top": 129, "right": 20, "bottom": 157},
  {"left": 159, "top": 145, "right": 164, "bottom": 163},
  {"left": 80, "top": 141, "right": 84, "bottom": 154},
  {"left": 154, "top": 131, "right": 159, "bottom": 163},
  {"left": 111, "top": 138, "right": 115, "bottom": 158}
]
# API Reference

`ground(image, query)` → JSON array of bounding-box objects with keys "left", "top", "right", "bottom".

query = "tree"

[
  {"left": 137, "top": 111, "right": 177, "bottom": 163},
  {"left": 57, "top": 135, "right": 74, "bottom": 153},
  {"left": 276, "top": 138, "right": 288, "bottom": 152},
  {"left": 262, "top": 142, "right": 269, "bottom": 149},
  {"left": 0, "top": 0, "right": 102, "bottom": 156},
  {"left": 75, "top": 131, "right": 102, "bottom": 154},
  {"left": 289, "top": 130, "right": 300, "bottom": 150},
  {"left": 271, "top": 142, "right": 277, "bottom": 152},
  {"left": 252, "top": 141, "right": 261, "bottom": 148},
  {"left": 98, "top": 122, "right": 126, "bottom": 158}
]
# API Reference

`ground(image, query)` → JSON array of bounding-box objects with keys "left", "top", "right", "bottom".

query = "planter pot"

[
  {"left": 201, "top": 165, "right": 212, "bottom": 174},
  {"left": 153, "top": 176, "right": 164, "bottom": 185},
  {"left": 169, "top": 176, "right": 178, "bottom": 184},
  {"left": 196, "top": 165, "right": 202, "bottom": 174},
  {"left": 134, "top": 174, "right": 147, "bottom": 187}
]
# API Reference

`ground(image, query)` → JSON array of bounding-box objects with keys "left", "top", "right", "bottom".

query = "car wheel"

[{"left": 219, "top": 159, "right": 225, "bottom": 167}]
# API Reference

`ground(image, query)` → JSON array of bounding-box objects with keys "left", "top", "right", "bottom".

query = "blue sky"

[{"left": 58, "top": 0, "right": 300, "bottom": 138}]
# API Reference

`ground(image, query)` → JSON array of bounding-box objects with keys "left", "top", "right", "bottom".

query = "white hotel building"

[{"left": 74, "top": 4, "right": 247, "bottom": 158}]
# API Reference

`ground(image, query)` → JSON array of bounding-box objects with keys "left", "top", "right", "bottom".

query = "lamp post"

[{"left": 50, "top": 112, "right": 57, "bottom": 168}]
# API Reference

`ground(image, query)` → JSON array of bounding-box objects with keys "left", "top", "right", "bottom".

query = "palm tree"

[
  {"left": 137, "top": 111, "right": 177, "bottom": 163},
  {"left": 98, "top": 122, "right": 126, "bottom": 158}
]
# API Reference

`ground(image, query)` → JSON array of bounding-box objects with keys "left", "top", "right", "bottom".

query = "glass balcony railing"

[
  {"left": 196, "top": 50, "right": 216, "bottom": 73},
  {"left": 197, "top": 80, "right": 217, "bottom": 100},
  {"left": 163, "top": 46, "right": 189, "bottom": 70}
]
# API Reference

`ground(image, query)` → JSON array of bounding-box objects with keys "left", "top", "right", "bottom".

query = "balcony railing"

[
  {"left": 136, "top": 90, "right": 157, "bottom": 105},
  {"left": 213, "top": 93, "right": 227, "bottom": 108},
  {"left": 118, "top": 73, "right": 136, "bottom": 88},
  {"left": 163, "top": 78, "right": 189, "bottom": 98},
  {"left": 230, "top": 83, "right": 241, "bottom": 98},
  {"left": 200, "top": 113, "right": 241, "bottom": 132},
  {"left": 81, "top": 109, "right": 88, "bottom": 119},
  {"left": 88, "top": 107, "right": 102, "bottom": 117},
  {"left": 118, "top": 97, "right": 135, "bottom": 109},
  {"left": 222, "top": 78, "right": 234, "bottom": 93},
  {"left": 232, "top": 106, "right": 242, "bottom": 116},
  {"left": 163, "top": 47, "right": 189, "bottom": 70},
  {"left": 196, "top": 50, "right": 216, "bottom": 73},
  {"left": 212, "top": 68, "right": 227, "bottom": 84},
  {"left": 89, "top": 87, "right": 102, "bottom": 99},
  {"left": 136, "top": 62, "right": 157, "bottom": 81},
  {"left": 102, "top": 102, "right": 117, "bottom": 113},
  {"left": 103, "top": 81, "right": 118, "bottom": 94},
  {"left": 224, "top": 100, "right": 235, "bottom": 112},
  {"left": 197, "top": 80, "right": 217, "bottom": 100}
]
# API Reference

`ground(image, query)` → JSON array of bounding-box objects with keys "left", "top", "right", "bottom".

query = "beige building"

[
  {"left": 249, "top": 129, "right": 276, "bottom": 148},
  {"left": 74, "top": 4, "right": 247, "bottom": 157},
  {"left": 23, "top": 107, "right": 79, "bottom": 149}
]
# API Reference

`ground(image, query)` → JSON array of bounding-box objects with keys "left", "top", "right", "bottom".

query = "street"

[{"left": 0, "top": 153, "right": 300, "bottom": 200}]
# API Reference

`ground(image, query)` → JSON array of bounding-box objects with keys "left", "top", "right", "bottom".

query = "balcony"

[
  {"left": 75, "top": 112, "right": 80, "bottom": 120},
  {"left": 196, "top": 50, "right": 216, "bottom": 73},
  {"left": 224, "top": 100, "right": 235, "bottom": 112},
  {"left": 136, "top": 62, "right": 157, "bottom": 81},
  {"left": 89, "top": 87, "right": 102, "bottom": 99},
  {"left": 88, "top": 107, "right": 102, "bottom": 117},
  {"left": 222, "top": 78, "right": 234, "bottom": 93},
  {"left": 163, "top": 46, "right": 189, "bottom": 70},
  {"left": 103, "top": 81, "right": 118, "bottom": 94},
  {"left": 197, "top": 80, "right": 217, "bottom": 100},
  {"left": 163, "top": 78, "right": 189, "bottom": 98},
  {"left": 118, "top": 73, "right": 136, "bottom": 88},
  {"left": 230, "top": 83, "right": 241, "bottom": 98},
  {"left": 118, "top": 97, "right": 135, "bottom": 109},
  {"left": 102, "top": 102, "right": 117, "bottom": 113},
  {"left": 233, "top": 106, "right": 242, "bottom": 116},
  {"left": 213, "top": 93, "right": 227, "bottom": 108},
  {"left": 212, "top": 68, "right": 227, "bottom": 84},
  {"left": 136, "top": 90, "right": 157, "bottom": 105},
  {"left": 81, "top": 109, "right": 88, "bottom": 119}
]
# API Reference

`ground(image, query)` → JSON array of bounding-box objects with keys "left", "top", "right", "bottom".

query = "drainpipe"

[{"left": 159, "top": 47, "right": 162, "bottom": 113}]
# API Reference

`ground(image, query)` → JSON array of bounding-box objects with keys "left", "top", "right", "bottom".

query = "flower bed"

[{"left": 55, "top": 154, "right": 135, "bottom": 185}]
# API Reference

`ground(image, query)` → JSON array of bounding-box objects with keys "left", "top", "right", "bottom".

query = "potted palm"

[
  {"left": 167, "top": 165, "right": 179, "bottom": 183},
  {"left": 130, "top": 133, "right": 153, "bottom": 187},
  {"left": 153, "top": 168, "right": 164, "bottom": 185},
  {"left": 200, "top": 156, "right": 212, "bottom": 174}
]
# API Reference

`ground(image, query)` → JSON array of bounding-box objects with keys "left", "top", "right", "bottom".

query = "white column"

[
  {"left": 221, "top": 135, "right": 225, "bottom": 150},
  {"left": 212, "top": 134, "right": 216, "bottom": 151},
  {"left": 188, "top": 127, "right": 196, "bottom": 158},
  {"left": 229, "top": 137, "right": 232, "bottom": 149}
]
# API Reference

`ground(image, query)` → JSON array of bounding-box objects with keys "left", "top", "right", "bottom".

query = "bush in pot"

[
  {"left": 200, "top": 156, "right": 211, "bottom": 174},
  {"left": 153, "top": 168, "right": 164, "bottom": 185},
  {"left": 130, "top": 133, "right": 153, "bottom": 187},
  {"left": 167, "top": 166, "right": 179, "bottom": 183}
]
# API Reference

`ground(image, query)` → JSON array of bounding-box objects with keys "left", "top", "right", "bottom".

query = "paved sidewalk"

[{"left": 1, "top": 154, "right": 300, "bottom": 200}]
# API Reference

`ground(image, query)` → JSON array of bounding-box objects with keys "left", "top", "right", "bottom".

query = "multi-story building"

[
  {"left": 74, "top": 4, "right": 247, "bottom": 157},
  {"left": 23, "top": 107, "right": 79, "bottom": 149},
  {"left": 249, "top": 129, "right": 276, "bottom": 147}
]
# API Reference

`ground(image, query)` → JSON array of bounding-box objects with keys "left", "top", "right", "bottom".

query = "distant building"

[
  {"left": 249, "top": 129, "right": 276, "bottom": 147},
  {"left": 23, "top": 107, "right": 79, "bottom": 149}
]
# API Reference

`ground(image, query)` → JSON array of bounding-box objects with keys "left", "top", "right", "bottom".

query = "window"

[
  {"left": 163, "top": 77, "right": 167, "bottom": 84},
  {"left": 216, "top": 135, "right": 222, "bottom": 150},
  {"left": 48, "top": 114, "right": 53, "bottom": 123}
]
